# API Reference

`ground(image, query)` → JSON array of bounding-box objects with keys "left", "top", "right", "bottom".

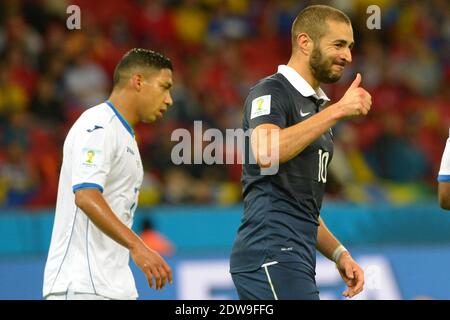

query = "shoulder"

[
  {"left": 249, "top": 73, "right": 286, "bottom": 97},
  {"left": 65, "top": 103, "right": 119, "bottom": 148},
  {"left": 245, "top": 74, "right": 290, "bottom": 113},
  {"left": 73, "top": 103, "right": 116, "bottom": 133}
]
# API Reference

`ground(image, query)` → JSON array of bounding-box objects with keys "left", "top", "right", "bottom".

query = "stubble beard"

[{"left": 309, "top": 45, "right": 342, "bottom": 84}]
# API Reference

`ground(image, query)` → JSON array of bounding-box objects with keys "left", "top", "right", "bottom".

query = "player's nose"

[
  {"left": 165, "top": 93, "right": 173, "bottom": 107},
  {"left": 343, "top": 47, "right": 352, "bottom": 63}
]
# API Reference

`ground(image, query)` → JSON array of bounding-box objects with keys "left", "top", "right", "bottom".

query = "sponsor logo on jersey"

[{"left": 86, "top": 125, "right": 104, "bottom": 133}]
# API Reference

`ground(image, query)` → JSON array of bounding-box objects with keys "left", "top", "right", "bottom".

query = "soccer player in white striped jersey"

[
  {"left": 43, "top": 48, "right": 174, "bottom": 300},
  {"left": 438, "top": 129, "right": 450, "bottom": 210}
]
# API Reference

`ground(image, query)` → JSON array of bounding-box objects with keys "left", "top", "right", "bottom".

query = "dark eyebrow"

[
  {"left": 160, "top": 81, "right": 173, "bottom": 89},
  {"left": 334, "top": 39, "right": 354, "bottom": 49}
]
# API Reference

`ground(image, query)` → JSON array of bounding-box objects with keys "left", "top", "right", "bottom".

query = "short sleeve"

[
  {"left": 246, "top": 80, "right": 287, "bottom": 130},
  {"left": 71, "top": 124, "right": 115, "bottom": 193},
  {"left": 438, "top": 132, "right": 450, "bottom": 182}
]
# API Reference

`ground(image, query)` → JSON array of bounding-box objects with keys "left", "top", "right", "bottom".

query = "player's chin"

[
  {"left": 328, "top": 68, "right": 344, "bottom": 81},
  {"left": 322, "top": 73, "right": 342, "bottom": 84},
  {"left": 143, "top": 115, "right": 158, "bottom": 123}
]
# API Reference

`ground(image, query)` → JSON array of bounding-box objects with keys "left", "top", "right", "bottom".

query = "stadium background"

[{"left": 0, "top": 0, "right": 449, "bottom": 299}]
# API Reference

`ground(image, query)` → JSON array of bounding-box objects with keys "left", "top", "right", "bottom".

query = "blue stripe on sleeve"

[
  {"left": 438, "top": 175, "right": 450, "bottom": 182},
  {"left": 72, "top": 183, "right": 104, "bottom": 193}
]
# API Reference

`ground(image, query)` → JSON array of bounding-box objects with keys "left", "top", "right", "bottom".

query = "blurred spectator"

[
  {"left": 365, "top": 112, "right": 431, "bottom": 183},
  {"left": 64, "top": 49, "right": 109, "bottom": 109},
  {"left": 0, "top": 139, "right": 39, "bottom": 207},
  {"left": 328, "top": 124, "right": 381, "bottom": 203},
  {"left": 173, "top": 0, "right": 208, "bottom": 47},
  {"left": 0, "top": 63, "right": 28, "bottom": 123},
  {"left": 29, "top": 76, "right": 65, "bottom": 124},
  {"left": 133, "top": 0, "right": 176, "bottom": 48},
  {"left": 4, "top": 44, "right": 38, "bottom": 96},
  {"left": 162, "top": 167, "right": 194, "bottom": 204},
  {"left": 139, "top": 217, "right": 175, "bottom": 256},
  {"left": 138, "top": 172, "right": 162, "bottom": 206}
]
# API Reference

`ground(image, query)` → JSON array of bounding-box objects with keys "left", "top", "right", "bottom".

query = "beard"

[{"left": 309, "top": 45, "right": 343, "bottom": 84}]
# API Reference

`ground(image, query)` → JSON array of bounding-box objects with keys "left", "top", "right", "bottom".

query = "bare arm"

[
  {"left": 75, "top": 188, "right": 172, "bottom": 289},
  {"left": 252, "top": 107, "right": 340, "bottom": 166},
  {"left": 316, "top": 217, "right": 364, "bottom": 298},
  {"left": 75, "top": 188, "right": 141, "bottom": 249},
  {"left": 316, "top": 217, "right": 343, "bottom": 260},
  {"left": 252, "top": 74, "right": 371, "bottom": 167},
  {"left": 438, "top": 182, "right": 450, "bottom": 210}
]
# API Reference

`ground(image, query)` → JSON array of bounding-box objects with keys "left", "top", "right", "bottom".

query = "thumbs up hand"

[
  {"left": 334, "top": 73, "right": 372, "bottom": 117},
  {"left": 347, "top": 73, "right": 362, "bottom": 91}
]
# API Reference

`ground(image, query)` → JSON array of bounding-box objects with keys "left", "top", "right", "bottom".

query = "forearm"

[
  {"left": 254, "top": 105, "right": 342, "bottom": 166},
  {"left": 316, "top": 217, "right": 346, "bottom": 261},
  {"left": 75, "top": 189, "right": 143, "bottom": 251},
  {"left": 279, "top": 106, "right": 341, "bottom": 162}
]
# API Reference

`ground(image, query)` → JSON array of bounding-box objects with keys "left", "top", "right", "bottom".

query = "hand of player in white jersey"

[
  {"left": 335, "top": 73, "right": 372, "bottom": 117},
  {"left": 130, "top": 242, "right": 173, "bottom": 290},
  {"left": 335, "top": 251, "right": 365, "bottom": 298}
]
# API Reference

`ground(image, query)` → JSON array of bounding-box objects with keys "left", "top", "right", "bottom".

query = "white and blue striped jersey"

[{"left": 43, "top": 101, "right": 143, "bottom": 300}]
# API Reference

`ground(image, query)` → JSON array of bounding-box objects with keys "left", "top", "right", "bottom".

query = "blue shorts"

[{"left": 231, "top": 262, "right": 319, "bottom": 300}]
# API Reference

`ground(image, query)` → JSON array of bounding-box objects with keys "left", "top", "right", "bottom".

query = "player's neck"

[
  {"left": 287, "top": 58, "right": 321, "bottom": 91},
  {"left": 107, "top": 92, "right": 138, "bottom": 128}
]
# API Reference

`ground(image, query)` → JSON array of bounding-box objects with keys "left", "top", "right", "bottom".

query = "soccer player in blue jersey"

[{"left": 230, "top": 5, "right": 370, "bottom": 300}]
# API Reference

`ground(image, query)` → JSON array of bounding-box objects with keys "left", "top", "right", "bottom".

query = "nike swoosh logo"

[
  {"left": 87, "top": 125, "right": 104, "bottom": 133},
  {"left": 300, "top": 110, "right": 311, "bottom": 117}
]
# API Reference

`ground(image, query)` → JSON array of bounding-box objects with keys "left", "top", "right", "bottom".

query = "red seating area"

[{"left": 0, "top": 0, "right": 448, "bottom": 208}]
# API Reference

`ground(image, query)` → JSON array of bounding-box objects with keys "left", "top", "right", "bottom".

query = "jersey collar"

[
  {"left": 105, "top": 100, "right": 135, "bottom": 138},
  {"left": 277, "top": 65, "right": 330, "bottom": 102}
]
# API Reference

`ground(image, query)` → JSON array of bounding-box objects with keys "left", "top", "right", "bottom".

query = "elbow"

[
  {"left": 255, "top": 150, "right": 281, "bottom": 168},
  {"left": 256, "top": 159, "right": 272, "bottom": 168},
  {"left": 74, "top": 190, "right": 86, "bottom": 208},
  {"left": 74, "top": 189, "right": 97, "bottom": 209}
]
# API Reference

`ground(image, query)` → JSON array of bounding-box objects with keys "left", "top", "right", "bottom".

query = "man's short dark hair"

[
  {"left": 112, "top": 48, "right": 172, "bottom": 88},
  {"left": 291, "top": 5, "right": 351, "bottom": 49}
]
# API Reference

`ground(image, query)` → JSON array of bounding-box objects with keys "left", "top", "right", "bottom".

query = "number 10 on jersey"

[{"left": 318, "top": 149, "right": 329, "bottom": 183}]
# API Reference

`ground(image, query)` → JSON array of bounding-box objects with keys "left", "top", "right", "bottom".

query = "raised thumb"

[{"left": 347, "top": 73, "right": 361, "bottom": 91}]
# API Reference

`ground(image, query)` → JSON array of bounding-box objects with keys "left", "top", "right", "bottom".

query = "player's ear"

[
  {"left": 297, "top": 33, "right": 312, "bottom": 56},
  {"left": 131, "top": 74, "right": 143, "bottom": 92}
]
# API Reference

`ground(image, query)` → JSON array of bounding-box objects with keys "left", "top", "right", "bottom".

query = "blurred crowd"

[{"left": 0, "top": 0, "right": 448, "bottom": 208}]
